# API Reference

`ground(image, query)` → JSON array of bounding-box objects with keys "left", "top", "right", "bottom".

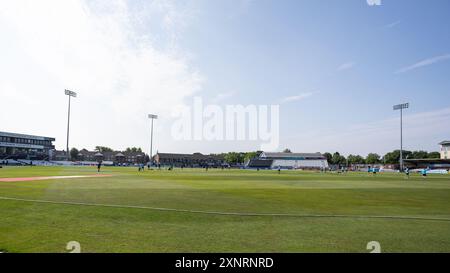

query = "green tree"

[
  {"left": 282, "top": 148, "right": 292, "bottom": 153},
  {"left": 244, "top": 152, "right": 258, "bottom": 162},
  {"left": 70, "top": 148, "right": 79, "bottom": 161},
  {"left": 383, "top": 150, "right": 412, "bottom": 164},
  {"left": 347, "top": 154, "right": 365, "bottom": 165},
  {"left": 383, "top": 151, "right": 398, "bottom": 164},
  {"left": 95, "top": 146, "right": 113, "bottom": 152},
  {"left": 224, "top": 152, "right": 238, "bottom": 164},
  {"left": 409, "top": 150, "right": 428, "bottom": 159},
  {"left": 365, "top": 153, "right": 381, "bottom": 164},
  {"left": 125, "top": 147, "right": 143, "bottom": 153},
  {"left": 428, "top": 152, "right": 441, "bottom": 159},
  {"left": 331, "top": 152, "right": 346, "bottom": 166},
  {"left": 331, "top": 152, "right": 340, "bottom": 165},
  {"left": 323, "top": 152, "right": 332, "bottom": 164}
]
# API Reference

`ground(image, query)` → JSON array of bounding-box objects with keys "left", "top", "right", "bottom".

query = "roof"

[
  {"left": 261, "top": 152, "right": 325, "bottom": 159},
  {"left": 0, "top": 131, "right": 55, "bottom": 141},
  {"left": 439, "top": 141, "right": 450, "bottom": 146},
  {"left": 115, "top": 153, "right": 125, "bottom": 157},
  {"left": 247, "top": 159, "right": 273, "bottom": 168},
  {"left": 77, "top": 150, "right": 145, "bottom": 157},
  {"left": 404, "top": 158, "right": 450, "bottom": 164}
]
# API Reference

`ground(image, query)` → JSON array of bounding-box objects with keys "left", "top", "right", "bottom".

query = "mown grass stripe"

[{"left": 1, "top": 196, "right": 449, "bottom": 222}]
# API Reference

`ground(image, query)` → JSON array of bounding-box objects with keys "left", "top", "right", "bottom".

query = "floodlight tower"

[
  {"left": 148, "top": 114, "right": 158, "bottom": 165},
  {"left": 65, "top": 89, "right": 77, "bottom": 160},
  {"left": 393, "top": 103, "right": 409, "bottom": 171}
]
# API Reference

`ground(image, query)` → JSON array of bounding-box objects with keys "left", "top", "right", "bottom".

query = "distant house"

[
  {"left": 51, "top": 150, "right": 68, "bottom": 161},
  {"left": 57, "top": 148, "right": 146, "bottom": 164}
]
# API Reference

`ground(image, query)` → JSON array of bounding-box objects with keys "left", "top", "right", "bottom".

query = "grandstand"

[
  {"left": 246, "top": 152, "right": 329, "bottom": 170},
  {"left": 0, "top": 131, "right": 55, "bottom": 160},
  {"left": 153, "top": 152, "right": 226, "bottom": 167},
  {"left": 404, "top": 141, "right": 450, "bottom": 170}
]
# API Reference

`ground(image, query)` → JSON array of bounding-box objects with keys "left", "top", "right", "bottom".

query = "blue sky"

[
  {"left": 174, "top": 0, "right": 450, "bottom": 154},
  {"left": 181, "top": 0, "right": 450, "bottom": 114},
  {"left": 0, "top": 0, "right": 449, "bottom": 155}
]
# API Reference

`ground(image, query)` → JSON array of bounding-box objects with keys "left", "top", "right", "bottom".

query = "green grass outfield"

[{"left": 0, "top": 166, "right": 449, "bottom": 253}]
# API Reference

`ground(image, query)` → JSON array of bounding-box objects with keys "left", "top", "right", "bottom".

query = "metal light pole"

[
  {"left": 393, "top": 103, "right": 409, "bottom": 171},
  {"left": 65, "top": 89, "right": 77, "bottom": 160},
  {"left": 148, "top": 114, "right": 158, "bottom": 165}
]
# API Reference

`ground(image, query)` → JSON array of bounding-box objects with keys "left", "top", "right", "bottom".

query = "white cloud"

[
  {"left": 384, "top": 20, "right": 401, "bottom": 29},
  {"left": 337, "top": 62, "right": 356, "bottom": 71},
  {"left": 367, "top": 0, "right": 382, "bottom": 6},
  {"left": 395, "top": 54, "right": 450, "bottom": 74},
  {"left": 0, "top": 0, "right": 203, "bottom": 152},
  {"left": 279, "top": 92, "right": 314, "bottom": 104}
]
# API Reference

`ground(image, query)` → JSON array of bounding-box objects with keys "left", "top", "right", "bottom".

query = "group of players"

[
  {"left": 96, "top": 161, "right": 164, "bottom": 172},
  {"left": 368, "top": 166, "right": 429, "bottom": 179}
]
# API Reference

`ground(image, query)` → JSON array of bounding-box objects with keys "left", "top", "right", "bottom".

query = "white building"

[
  {"left": 247, "top": 152, "right": 329, "bottom": 170},
  {"left": 440, "top": 141, "right": 450, "bottom": 159}
]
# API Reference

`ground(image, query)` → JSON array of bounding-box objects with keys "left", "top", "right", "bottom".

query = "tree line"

[
  {"left": 216, "top": 149, "right": 440, "bottom": 166},
  {"left": 323, "top": 150, "right": 440, "bottom": 165},
  {"left": 69, "top": 147, "right": 440, "bottom": 165},
  {"left": 93, "top": 146, "right": 143, "bottom": 153}
]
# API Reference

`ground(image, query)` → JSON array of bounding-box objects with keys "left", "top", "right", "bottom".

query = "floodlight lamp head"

[
  {"left": 65, "top": 89, "right": 77, "bottom": 97},
  {"left": 148, "top": 114, "right": 158, "bottom": 119},
  {"left": 393, "top": 103, "right": 409, "bottom": 111}
]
